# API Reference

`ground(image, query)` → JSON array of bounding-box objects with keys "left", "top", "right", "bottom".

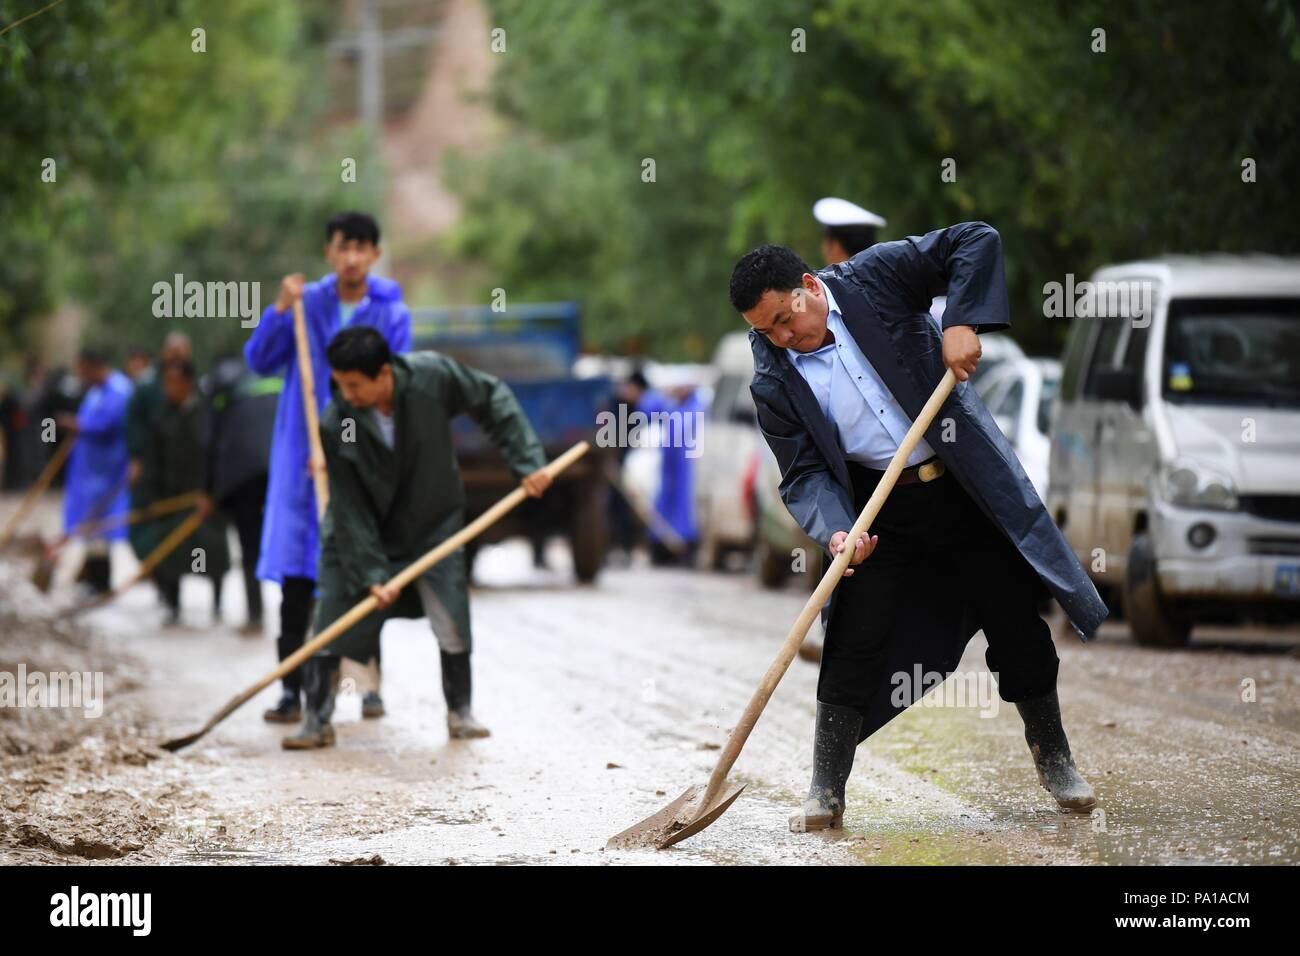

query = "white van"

[{"left": 1048, "top": 256, "right": 1300, "bottom": 646}]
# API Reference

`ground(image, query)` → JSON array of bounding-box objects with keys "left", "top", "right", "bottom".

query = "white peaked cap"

[{"left": 813, "top": 197, "right": 887, "bottom": 228}]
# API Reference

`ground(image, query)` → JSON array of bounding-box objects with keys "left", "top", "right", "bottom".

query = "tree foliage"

[{"left": 448, "top": 0, "right": 1300, "bottom": 359}]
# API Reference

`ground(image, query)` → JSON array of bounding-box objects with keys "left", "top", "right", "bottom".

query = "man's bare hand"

[
  {"left": 196, "top": 492, "right": 216, "bottom": 519},
  {"left": 369, "top": 582, "right": 399, "bottom": 609},
  {"left": 275, "top": 273, "right": 306, "bottom": 313},
  {"left": 521, "top": 468, "right": 552, "bottom": 498},
  {"left": 829, "top": 530, "right": 879, "bottom": 577},
  {"left": 306, "top": 455, "right": 327, "bottom": 479},
  {"left": 942, "top": 324, "right": 981, "bottom": 382}
]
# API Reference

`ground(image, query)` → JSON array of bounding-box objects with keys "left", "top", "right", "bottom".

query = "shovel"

[
  {"left": 70, "top": 507, "right": 207, "bottom": 616},
  {"left": 292, "top": 296, "right": 330, "bottom": 521},
  {"left": 159, "top": 440, "right": 590, "bottom": 752},
  {"left": 607, "top": 370, "right": 958, "bottom": 850},
  {"left": 0, "top": 436, "right": 74, "bottom": 552},
  {"left": 32, "top": 485, "right": 196, "bottom": 591}
]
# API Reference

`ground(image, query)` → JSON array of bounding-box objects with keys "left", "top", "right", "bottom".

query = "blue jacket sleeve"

[
  {"left": 245, "top": 304, "right": 294, "bottom": 374},
  {"left": 858, "top": 221, "right": 1010, "bottom": 334},
  {"left": 384, "top": 303, "right": 412, "bottom": 354},
  {"left": 751, "top": 375, "right": 854, "bottom": 552},
  {"left": 77, "top": 387, "right": 128, "bottom": 437}
]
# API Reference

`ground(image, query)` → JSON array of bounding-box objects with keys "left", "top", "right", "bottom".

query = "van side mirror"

[{"left": 1093, "top": 367, "right": 1141, "bottom": 409}]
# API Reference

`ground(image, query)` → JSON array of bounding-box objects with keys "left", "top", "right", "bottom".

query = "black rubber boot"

[
  {"left": 1014, "top": 688, "right": 1097, "bottom": 811},
  {"left": 263, "top": 634, "right": 305, "bottom": 722},
  {"left": 790, "top": 701, "right": 862, "bottom": 832},
  {"left": 85, "top": 554, "right": 112, "bottom": 594},
  {"left": 441, "top": 651, "right": 489, "bottom": 739},
  {"left": 282, "top": 656, "right": 339, "bottom": 750}
]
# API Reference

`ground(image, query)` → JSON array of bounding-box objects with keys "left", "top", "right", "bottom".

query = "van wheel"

[{"left": 1123, "top": 532, "right": 1191, "bottom": 648}]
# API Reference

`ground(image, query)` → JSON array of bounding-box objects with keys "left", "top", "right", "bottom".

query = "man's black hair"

[
  {"left": 326, "top": 211, "right": 381, "bottom": 246},
  {"left": 824, "top": 224, "right": 879, "bottom": 258},
  {"left": 327, "top": 325, "right": 390, "bottom": 379},
  {"left": 78, "top": 347, "right": 110, "bottom": 366},
  {"left": 728, "top": 244, "right": 812, "bottom": 313}
]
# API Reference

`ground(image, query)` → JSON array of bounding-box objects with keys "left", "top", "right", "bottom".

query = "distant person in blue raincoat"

[
  {"left": 58, "top": 349, "right": 132, "bottom": 594},
  {"left": 645, "top": 386, "right": 702, "bottom": 566},
  {"left": 244, "top": 212, "right": 411, "bottom": 724}
]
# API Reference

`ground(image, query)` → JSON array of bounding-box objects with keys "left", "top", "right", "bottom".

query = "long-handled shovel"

[
  {"left": 293, "top": 297, "right": 330, "bottom": 521},
  {"left": 607, "top": 370, "right": 958, "bottom": 850},
  {"left": 159, "top": 440, "right": 591, "bottom": 753},
  {"left": 31, "top": 483, "right": 195, "bottom": 591},
  {"left": 70, "top": 507, "right": 207, "bottom": 616},
  {"left": 0, "top": 436, "right": 74, "bottom": 552}
]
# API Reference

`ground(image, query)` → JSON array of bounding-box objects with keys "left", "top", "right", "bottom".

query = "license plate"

[{"left": 1275, "top": 564, "right": 1300, "bottom": 597}]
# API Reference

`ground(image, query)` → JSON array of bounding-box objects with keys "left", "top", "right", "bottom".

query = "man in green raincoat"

[
  {"left": 138, "top": 359, "right": 231, "bottom": 625},
  {"left": 283, "top": 326, "right": 552, "bottom": 749}
]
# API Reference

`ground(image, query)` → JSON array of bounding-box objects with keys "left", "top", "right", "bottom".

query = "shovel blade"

[
  {"left": 159, "top": 729, "right": 203, "bottom": 753},
  {"left": 606, "top": 781, "right": 746, "bottom": 851}
]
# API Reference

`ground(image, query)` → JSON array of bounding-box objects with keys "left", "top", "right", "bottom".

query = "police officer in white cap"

[{"left": 813, "top": 197, "right": 887, "bottom": 265}]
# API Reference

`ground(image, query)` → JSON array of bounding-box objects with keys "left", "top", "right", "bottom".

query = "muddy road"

[{"left": 2, "top": 503, "right": 1298, "bottom": 865}]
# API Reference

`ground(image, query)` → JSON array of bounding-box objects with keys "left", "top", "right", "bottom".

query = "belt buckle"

[{"left": 917, "top": 460, "right": 945, "bottom": 483}]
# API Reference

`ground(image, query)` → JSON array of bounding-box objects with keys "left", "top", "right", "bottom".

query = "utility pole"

[{"left": 358, "top": 0, "right": 383, "bottom": 129}]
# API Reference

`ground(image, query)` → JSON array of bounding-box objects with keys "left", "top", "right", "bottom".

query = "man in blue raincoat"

[
  {"left": 245, "top": 212, "right": 411, "bottom": 724},
  {"left": 643, "top": 386, "right": 702, "bottom": 566},
  {"left": 58, "top": 349, "right": 133, "bottom": 594},
  {"left": 729, "top": 223, "right": 1108, "bottom": 832}
]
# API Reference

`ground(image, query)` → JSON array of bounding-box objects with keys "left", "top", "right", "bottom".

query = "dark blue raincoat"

[{"left": 749, "top": 222, "right": 1107, "bottom": 741}]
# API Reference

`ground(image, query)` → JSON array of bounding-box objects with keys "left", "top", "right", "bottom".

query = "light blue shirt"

[
  {"left": 786, "top": 278, "right": 937, "bottom": 470},
  {"left": 338, "top": 300, "right": 361, "bottom": 327}
]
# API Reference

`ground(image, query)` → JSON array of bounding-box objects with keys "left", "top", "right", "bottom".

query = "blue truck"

[{"left": 410, "top": 301, "right": 613, "bottom": 582}]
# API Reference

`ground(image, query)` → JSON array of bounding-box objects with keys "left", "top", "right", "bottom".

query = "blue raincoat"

[
  {"left": 644, "top": 389, "right": 701, "bottom": 544},
  {"left": 63, "top": 369, "right": 132, "bottom": 539},
  {"left": 244, "top": 273, "right": 411, "bottom": 583}
]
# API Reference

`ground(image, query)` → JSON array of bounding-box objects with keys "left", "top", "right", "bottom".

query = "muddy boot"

[
  {"left": 790, "top": 701, "right": 862, "bottom": 832},
  {"left": 263, "top": 634, "right": 304, "bottom": 723},
  {"left": 442, "top": 650, "right": 489, "bottom": 739},
  {"left": 361, "top": 691, "right": 385, "bottom": 719},
  {"left": 282, "top": 657, "right": 339, "bottom": 750},
  {"left": 1014, "top": 688, "right": 1097, "bottom": 812}
]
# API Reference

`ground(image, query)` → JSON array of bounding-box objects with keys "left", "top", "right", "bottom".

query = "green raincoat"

[
  {"left": 314, "top": 351, "right": 546, "bottom": 662},
  {"left": 138, "top": 394, "right": 231, "bottom": 582}
]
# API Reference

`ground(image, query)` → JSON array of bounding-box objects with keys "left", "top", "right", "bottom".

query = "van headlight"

[{"left": 1160, "top": 458, "right": 1238, "bottom": 510}]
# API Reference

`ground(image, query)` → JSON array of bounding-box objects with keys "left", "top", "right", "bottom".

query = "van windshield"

[{"left": 1163, "top": 297, "right": 1300, "bottom": 408}]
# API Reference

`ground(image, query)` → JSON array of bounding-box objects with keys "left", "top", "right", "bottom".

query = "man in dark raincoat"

[
  {"left": 137, "top": 360, "right": 230, "bottom": 625},
  {"left": 282, "top": 326, "right": 552, "bottom": 749},
  {"left": 729, "top": 222, "right": 1107, "bottom": 831},
  {"left": 125, "top": 333, "right": 192, "bottom": 563}
]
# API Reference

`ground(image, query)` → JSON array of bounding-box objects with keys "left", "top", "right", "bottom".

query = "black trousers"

[
  {"left": 818, "top": 462, "right": 1059, "bottom": 711},
  {"left": 279, "top": 576, "right": 316, "bottom": 697},
  {"left": 221, "top": 475, "right": 267, "bottom": 623}
]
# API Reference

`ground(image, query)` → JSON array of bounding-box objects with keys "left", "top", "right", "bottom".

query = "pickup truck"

[{"left": 410, "top": 301, "right": 613, "bottom": 582}]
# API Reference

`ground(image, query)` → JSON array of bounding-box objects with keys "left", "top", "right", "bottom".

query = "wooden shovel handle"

[
  {"left": 73, "top": 507, "right": 207, "bottom": 615},
  {"left": 177, "top": 441, "right": 591, "bottom": 744},
  {"left": 693, "top": 370, "right": 959, "bottom": 815},
  {"left": 293, "top": 298, "right": 330, "bottom": 521},
  {"left": 0, "top": 436, "right": 74, "bottom": 550}
]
